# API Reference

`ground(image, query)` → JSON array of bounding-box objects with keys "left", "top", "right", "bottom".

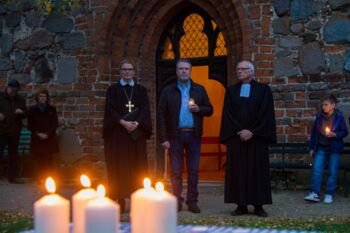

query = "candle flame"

[
  {"left": 325, "top": 127, "right": 330, "bottom": 133},
  {"left": 45, "top": 177, "right": 56, "bottom": 193},
  {"left": 155, "top": 182, "right": 164, "bottom": 192},
  {"left": 97, "top": 184, "right": 106, "bottom": 198},
  {"left": 143, "top": 178, "right": 151, "bottom": 189},
  {"left": 80, "top": 174, "right": 91, "bottom": 188}
]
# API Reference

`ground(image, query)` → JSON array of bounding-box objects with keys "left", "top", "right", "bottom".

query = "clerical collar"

[
  {"left": 240, "top": 83, "right": 251, "bottom": 97},
  {"left": 120, "top": 79, "right": 135, "bottom": 86}
]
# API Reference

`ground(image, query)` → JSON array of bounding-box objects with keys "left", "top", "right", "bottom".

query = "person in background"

[
  {"left": 0, "top": 79, "right": 27, "bottom": 183},
  {"left": 305, "top": 94, "right": 348, "bottom": 204},
  {"left": 28, "top": 89, "right": 59, "bottom": 181}
]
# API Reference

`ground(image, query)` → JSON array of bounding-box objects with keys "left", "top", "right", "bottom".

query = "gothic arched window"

[
  {"left": 159, "top": 11, "right": 227, "bottom": 60},
  {"left": 156, "top": 5, "right": 228, "bottom": 91}
]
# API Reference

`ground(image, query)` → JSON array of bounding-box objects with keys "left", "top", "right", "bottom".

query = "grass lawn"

[{"left": 1, "top": 210, "right": 349, "bottom": 233}]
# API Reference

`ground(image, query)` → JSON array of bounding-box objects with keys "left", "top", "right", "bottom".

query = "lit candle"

[
  {"left": 189, "top": 98, "right": 195, "bottom": 107},
  {"left": 131, "top": 179, "right": 177, "bottom": 233},
  {"left": 130, "top": 178, "right": 155, "bottom": 233},
  {"left": 85, "top": 185, "right": 120, "bottom": 233},
  {"left": 34, "top": 177, "right": 70, "bottom": 233},
  {"left": 325, "top": 127, "right": 331, "bottom": 134},
  {"left": 73, "top": 175, "right": 98, "bottom": 233},
  {"left": 144, "top": 182, "right": 177, "bottom": 233}
]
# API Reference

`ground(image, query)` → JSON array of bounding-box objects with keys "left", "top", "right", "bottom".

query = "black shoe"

[
  {"left": 230, "top": 206, "right": 248, "bottom": 216},
  {"left": 188, "top": 203, "right": 201, "bottom": 213},
  {"left": 253, "top": 207, "right": 268, "bottom": 217}
]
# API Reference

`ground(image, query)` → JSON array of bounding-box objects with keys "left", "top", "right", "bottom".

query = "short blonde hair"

[{"left": 119, "top": 58, "right": 137, "bottom": 72}]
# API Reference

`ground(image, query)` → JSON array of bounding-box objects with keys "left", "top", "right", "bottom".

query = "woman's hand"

[{"left": 120, "top": 119, "right": 138, "bottom": 133}]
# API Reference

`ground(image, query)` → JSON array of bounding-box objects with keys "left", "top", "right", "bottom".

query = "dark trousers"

[
  {"left": 0, "top": 134, "right": 20, "bottom": 182},
  {"left": 169, "top": 131, "right": 201, "bottom": 205},
  {"left": 34, "top": 153, "right": 54, "bottom": 181}
]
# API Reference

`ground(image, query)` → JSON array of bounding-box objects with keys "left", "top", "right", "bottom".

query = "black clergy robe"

[
  {"left": 219, "top": 79, "right": 276, "bottom": 205},
  {"left": 103, "top": 83, "right": 152, "bottom": 199}
]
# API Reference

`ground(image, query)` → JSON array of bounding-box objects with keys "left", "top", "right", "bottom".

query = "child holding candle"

[{"left": 305, "top": 95, "right": 348, "bottom": 204}]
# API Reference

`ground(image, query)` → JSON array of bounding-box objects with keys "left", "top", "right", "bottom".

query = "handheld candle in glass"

[
  {"left": 34, "top": 177, "right": 70, "bottom": 233},
  {"left": 325, "top": 127, "right": 331, "bottom": 134},
  {"left": 73, "top": 175, "right": 98, "bottom": 233},
  {"left": 85, "top": 184, "right": 120, "bottom": 233},
  {"left": 189, "top": 98, "right": 195, "bottom": 107}
]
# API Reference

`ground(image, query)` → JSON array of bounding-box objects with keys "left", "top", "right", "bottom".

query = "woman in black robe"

[
  {"left": 220, "top": 61, "right": 276, "bottom": 217},
  {"left": 28, "top": 89, "right": 59, "bottom": 181},
  {"left": 103, "top": 59, "right": 152, "bottom": 212}
]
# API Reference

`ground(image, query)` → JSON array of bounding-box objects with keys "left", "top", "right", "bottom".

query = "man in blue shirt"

[{"left": 158, "top": 59, "right": 213, "bottom": 213}]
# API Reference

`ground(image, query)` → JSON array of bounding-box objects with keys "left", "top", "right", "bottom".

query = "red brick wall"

[{"left": 1, "top": 0, "right": 349, "bottom": 176}]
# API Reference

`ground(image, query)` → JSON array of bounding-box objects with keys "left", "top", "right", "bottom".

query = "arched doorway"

[{"left": 156, "top": 4, "right": 227, "bottom": 180}]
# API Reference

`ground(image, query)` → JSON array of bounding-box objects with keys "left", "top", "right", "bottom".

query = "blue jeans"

[
  {"left": 311, "top": 147, "right": 340, "bottom": 196},
  {"left": 169, "top": 131, "right": 201, "bottom": 205}
]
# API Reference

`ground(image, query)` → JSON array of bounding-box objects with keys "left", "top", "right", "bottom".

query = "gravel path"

[{"left": 0, "top": 179, "right": 349, "bottom": 218}]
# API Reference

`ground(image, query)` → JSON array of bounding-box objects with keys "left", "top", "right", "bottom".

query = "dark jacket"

[
  {"left": 0, "top": 90, "right": 27, "bottom": 136},
  {"left": 310, "top": 110, "right": 348, "bottom": 153},
  {"left": 158, "top": 80, "right": 213, "bottom": 142},
  {"left": 28, "top": 104, "right": 59, "bottom": 155}
]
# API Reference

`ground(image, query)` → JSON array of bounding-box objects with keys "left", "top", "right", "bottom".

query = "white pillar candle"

[
  {"left": 34, "top": 177, "right": 70, "bottom": 233},
  {"left": 131, "top": 179, "right": 177, "bottom": 233},
  {"left": 130, "top": 178, "right": 155, "bottom": 233},
  {"left": 73, "top": 175, "right": 98, "bottom": 233},
  {"left": 85, "top": 185, "right": 120, "bottom": 233}
]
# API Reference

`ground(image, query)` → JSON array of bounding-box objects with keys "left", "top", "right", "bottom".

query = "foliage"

[
  {"left": 0, "top": 211, "right": 32, "bottom": 233},
  {"left": 0, "top": 0, "right": 80, "bottom": 16}
]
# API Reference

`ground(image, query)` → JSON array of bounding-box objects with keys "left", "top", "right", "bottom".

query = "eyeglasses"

[
  {"left": 236, "top": 67, "right": 251, "bottom": 71},
  {"left": 121, "top": 68, "right": 134, "bottom": 72}
]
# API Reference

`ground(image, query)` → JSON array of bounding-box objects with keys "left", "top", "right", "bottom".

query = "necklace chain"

[{"left": 122, "top": 86, "right": 134, "bottom": 112}]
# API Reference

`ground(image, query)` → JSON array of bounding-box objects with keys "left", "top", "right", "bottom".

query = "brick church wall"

[{"left": 0, "top": 0, "right": 349, "bottom": 176}]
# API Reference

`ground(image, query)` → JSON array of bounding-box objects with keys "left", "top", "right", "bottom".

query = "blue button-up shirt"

[{"left": 177, "top": 80, "right": 194, "bottom": 128}]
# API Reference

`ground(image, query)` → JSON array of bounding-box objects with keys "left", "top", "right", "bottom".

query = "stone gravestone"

[
  {"left": 57, "top": 128, "right": 82, "bottom": 164},
  {"left": 57, "top": 128, "right": 83, "bottom": 179}
]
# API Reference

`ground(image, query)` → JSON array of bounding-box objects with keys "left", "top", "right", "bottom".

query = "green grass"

[
  {"left": 1, "top": 210, "right": 350, "bottom": 233},
  {"left": 177, "top": 215, "right": 350, "bottom": 232},
  {"left": 0, "top": 211, "right": 32, "bottom": 233}
]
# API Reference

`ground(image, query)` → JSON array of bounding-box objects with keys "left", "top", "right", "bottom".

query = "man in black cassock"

[
  {"left": 103, "top": 59, "right": 152, "bottom": 212},
  {"left": 220, "top": 60, "right": 276, "bottom": 217}
]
